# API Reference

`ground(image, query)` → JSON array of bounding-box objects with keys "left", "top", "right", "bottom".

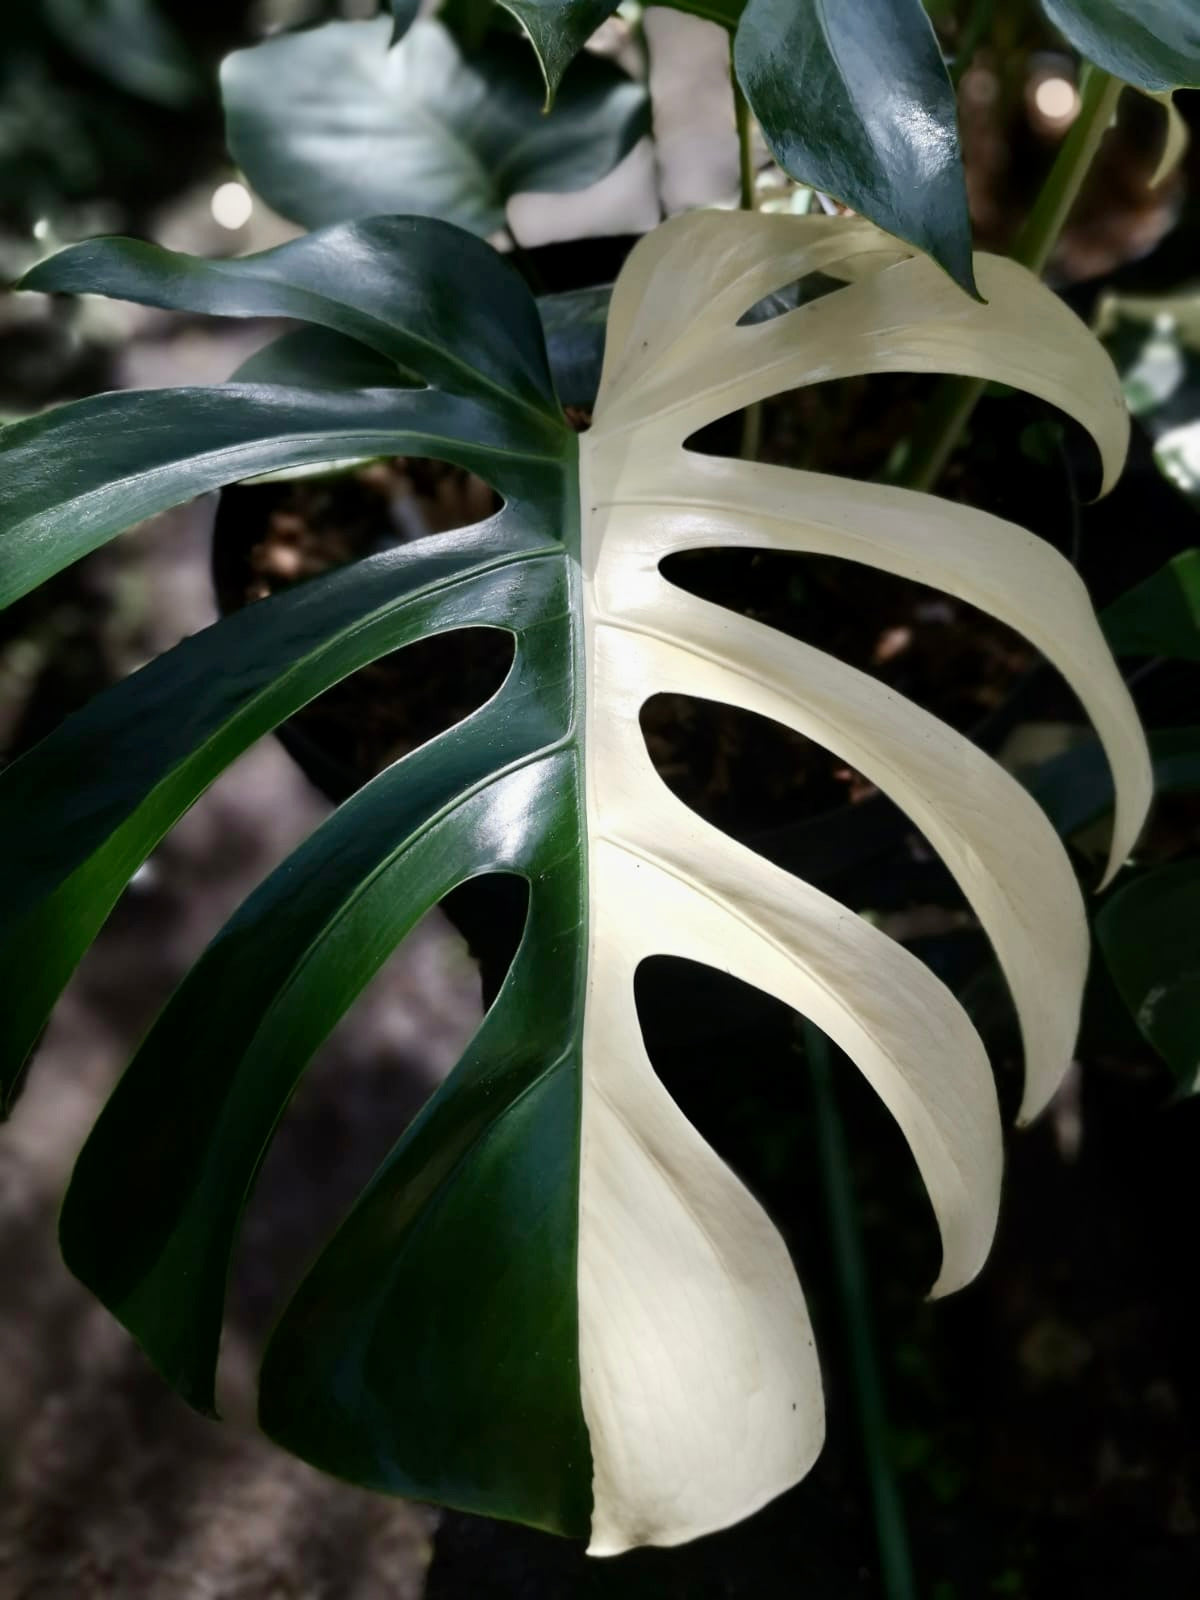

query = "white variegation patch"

[{"left": 571, "top": 211, "right": 1151, "bottom": 1554}]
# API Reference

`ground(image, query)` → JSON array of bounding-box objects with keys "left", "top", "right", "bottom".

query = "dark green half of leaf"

[
  {"left": 537, "top": 283, "right": 611, "bottom": 409},
  {"left": 1, "top": 210, "right": 599, "bottom": 1535}
]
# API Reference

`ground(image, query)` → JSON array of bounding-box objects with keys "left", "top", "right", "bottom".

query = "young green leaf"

[
  {"left": 1043, "top": 0, "right": 1200, "bottom": 92},
  {"left": 221, "top": 17, "right": 648, "bottom": 235},
  {"left": 734, "top": 0, "right": 977, "bottom": 296},
  {"left": 0, "top": 210, "right": 1147, "bottom": 1551}
]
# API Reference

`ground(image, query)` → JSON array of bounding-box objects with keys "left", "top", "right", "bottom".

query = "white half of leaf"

[{"left": 572, "top": 210, "right": 1150, "bottom": 1555}]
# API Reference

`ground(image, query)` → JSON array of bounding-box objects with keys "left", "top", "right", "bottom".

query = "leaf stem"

[
  {"left": 805, "top": 1023, "right": 917, "bottom": 1600},
  {"left": 1012, "top": 65, "right": 1123, "bottom": 274},
  {"left": 899, "top": 64, "right": 1123, "bottom": 492},
  {"left": 732, "top": 51, "right": 763, "bottom": 461}
]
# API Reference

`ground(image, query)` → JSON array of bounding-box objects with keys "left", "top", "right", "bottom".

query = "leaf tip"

[
  {"left": 947, "top": 246, "right": 984, "bottom": 304},
  {"left": 1014, "top": 1085, "right": 1052, "bottom": 1129}
]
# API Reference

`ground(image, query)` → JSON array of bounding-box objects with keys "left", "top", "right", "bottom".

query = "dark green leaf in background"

[
  {"left": 1097, "top": 861, "right": 1200, "bottom": 1091},
  {"left": 232, "top": 326, "right": 414, "bottom": 392},
  {"left": 1027, "top": 727, "right": 1200, "bottom": 842},
  {"left": 1102, "top": 549, "right": 1200, "bottom": 661},
  {"left": 499, "top": 0, "right": 619, "bottom": 99},
  {"left": 221, "top": 17, "right": 648, "bottom": 236},
  {"left": 1043, "top": 0, "right": 1200, "bottom": 92},
  {"left": 536, "top": 283, "right": 611, "bottom": 409},
  {"left": 390, "top": 0, "right": 420, "bottom": 41},
  {"left": 733, "top": 0, "right": 977, "bottom": 296},
  {"left": 0, "top": 212, "right": 596, "bottom": 1535},
  {"left": 44, "top": 0, "right": 204, "bottom": 108}
]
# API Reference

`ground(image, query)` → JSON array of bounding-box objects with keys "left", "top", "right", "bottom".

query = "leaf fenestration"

[{"left": 1, "top": 209, "right": 1148, "bottom": 1552}]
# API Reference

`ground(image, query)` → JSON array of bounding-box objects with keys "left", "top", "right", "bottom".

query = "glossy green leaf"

[
  {"left": 0, "top": 210, "right": 1146, "bottom": 1551},
  {"left": 536, "top": 283, "right": 611, "bottom": 409},
  {"left": 1102, "top": 549, "right": 1200, "bottom": 661},
  {"left": 1043, "top": 0, "right": 1200, "bottom": 92},
  {"left": 1097, "top": 861, "right": 1200, "bottom": 1091},
  {"left": 221, "top": 17, "right": 648, "bottom": 236},
  {"left": 733, "top": 0, "right": 976, "bottom": 295},
  {"left": 497, "top": 0, "right": 745, "bottom": 99}
]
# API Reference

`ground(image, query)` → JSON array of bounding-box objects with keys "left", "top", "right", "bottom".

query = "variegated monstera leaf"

[{"left": 0, "top": 210, "right": 1149, "bottom": 1553}]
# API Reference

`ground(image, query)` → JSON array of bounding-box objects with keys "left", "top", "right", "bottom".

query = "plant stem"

[
  {"left": 899, "top": 64, "right": 1123, "bottom": 493},
  {"left": 732, "top": 52, "right": 763, "bottom": 460},
  {"left": 805, "top": 1023, "right": 917, "bottom": 1600}
]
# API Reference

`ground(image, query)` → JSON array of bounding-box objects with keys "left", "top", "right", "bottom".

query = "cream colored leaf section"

[
  {"left": 598, "top": 215, "right": 1129, "bottom": 494},
  {"left": 574, "top": 210, "right": 1150, "bottom": 1555}
]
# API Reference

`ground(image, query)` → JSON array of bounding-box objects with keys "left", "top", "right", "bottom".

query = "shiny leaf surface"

[
  {"left": 390, "top": 0, "right": 419, "bottom": 39},
  {"left": 221, "top": 17, "right": 648, "bottom": 236},
  {"left": 45, "top": 0, "right": 203, "bottom": 107},
  {"left": 1101, "top": 287, "right": 1200, "bottom": 506},
  {"left": 0, "top": 210, "right": 1146, "bottom": 1552}
]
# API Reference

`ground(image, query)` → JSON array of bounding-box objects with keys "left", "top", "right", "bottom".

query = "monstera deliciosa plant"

[{"left": 0, "top": 198, "right": 1151, "bottom": 1551}]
